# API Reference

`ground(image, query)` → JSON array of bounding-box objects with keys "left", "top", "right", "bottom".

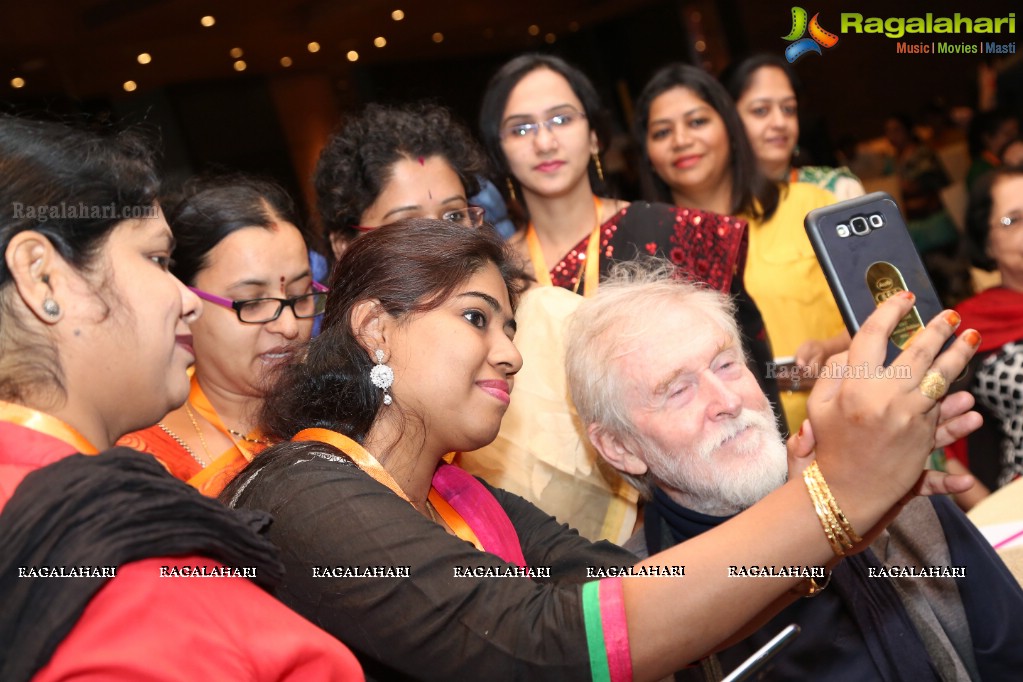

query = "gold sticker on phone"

[{"left": 866, "top": 261, "right": 923, "bottom": 349}]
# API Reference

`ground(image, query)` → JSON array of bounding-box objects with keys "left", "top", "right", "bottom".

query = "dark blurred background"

[{"left": 3, "top": 0, "right": 1021, "bottom": 229}]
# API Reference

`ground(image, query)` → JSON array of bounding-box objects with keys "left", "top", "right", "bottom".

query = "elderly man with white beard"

[{"left": 565, "top": 262, "right": 1023, "bottom": 681}]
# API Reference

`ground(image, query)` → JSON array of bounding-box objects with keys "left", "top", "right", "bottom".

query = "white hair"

[{"left": 565, "top": 259, "right": 744, "bottom": 498}]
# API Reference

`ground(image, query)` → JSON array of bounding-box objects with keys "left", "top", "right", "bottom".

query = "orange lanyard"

[
  {"left": 293, "top": 428, "right": 484, "bottom": 551},
  {"left": 525, "top": 195, "right": 603, "bottom": 298},
  {"left": 0, "top": 400, "right": 99, "bottom": 454},
  {"left": 188, "top": 375, "right": 264, "bottom": 458}
]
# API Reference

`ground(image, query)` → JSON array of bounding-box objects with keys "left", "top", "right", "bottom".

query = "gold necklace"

[
  {"left": 157, "top": 423, "right": 206, "bottom": 469},
  {"left": 227, "top": 427, "right": 271, "bottom": 446},
  {"left": 183, "top": 403, "right": 212, "bottom": 463}
]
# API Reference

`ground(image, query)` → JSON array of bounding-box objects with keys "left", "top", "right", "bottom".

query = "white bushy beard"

[{"left": 643, "top": 406, "right": 789, "bottom": 517}]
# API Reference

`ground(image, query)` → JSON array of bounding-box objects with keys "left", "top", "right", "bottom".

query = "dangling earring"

[
  {"left": 42, "top": 298, "right": 60, "bottom": 318},
  {"left": 505, "top": 177, "right": 518, "bottom": 203},
  {"left": 592, "top": 152, "right": 604, "bottom": 183},
  {"left": 370, "top": 349, "right": 394, "bottom": 406}
]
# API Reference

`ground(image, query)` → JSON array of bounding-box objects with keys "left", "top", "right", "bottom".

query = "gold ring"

[{"left": 919, "top": 370, "right": 948, "bottom": 401}]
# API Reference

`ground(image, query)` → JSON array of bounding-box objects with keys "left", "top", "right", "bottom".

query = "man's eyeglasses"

[
  {"left": 189, "top": 282, "right": 329, "bottom": 324},
  {"left": 353, "top": 205, "right": 486, "bottom": 233},
  {"left": 500, "top": 111, "right": 587, "bottom": 140}
]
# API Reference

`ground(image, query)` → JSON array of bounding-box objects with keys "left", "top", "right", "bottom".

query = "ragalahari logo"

[{"left": 782, "top": 7, "right": 839, "bottom": 62}]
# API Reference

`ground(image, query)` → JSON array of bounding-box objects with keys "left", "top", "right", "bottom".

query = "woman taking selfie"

[
  {"left": 635, "top": 63, "right": 848, "bottom": 432},
  {"left": 225, "top": 218, "right": 979, "bottom": 681},
  {"left": 121, "top": 175, "right": 325, "bottom": 496},
  {"left": 0, "top": 115, "right": 361, "bottom": 680}
]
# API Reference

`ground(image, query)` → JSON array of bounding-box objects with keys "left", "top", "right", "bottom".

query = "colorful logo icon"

[{"left": 782, "top": 7, "right": 839, "bottom": 62}]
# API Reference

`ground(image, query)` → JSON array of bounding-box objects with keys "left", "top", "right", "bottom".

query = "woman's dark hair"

[
  {"left": 965, "top": 164, "right": 1023, "bottom": 271},
  {"left": 633, "top": 63, "right": 780, "bottom": 221},
  {"left": 258, "top": 219, "right": 524, "bottom": 445},
  {"left": 315, "top": 102, "right": 486, "bottom": 247},
  {"left": 478, "top": 53, "right": 611, "bottom": 222},
  {"left": 721, "top": 53, "right": 802, "bottom": 103},
  {"left": 0, "top": 114, "right": 160, "bottom": 402},
  {"left": 968, "top": 109, "right": 1019, "bottom": 158},
  {"left": 165, "top": 174, "right": 301, "bottom": 285}
]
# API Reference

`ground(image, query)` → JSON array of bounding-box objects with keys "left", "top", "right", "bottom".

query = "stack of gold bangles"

[{"left": 803, "top": 461, "right": 862, "bottom": 557}]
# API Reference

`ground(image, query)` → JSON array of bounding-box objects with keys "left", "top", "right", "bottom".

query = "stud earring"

[
  {"left": 42, "top": 298, "right": 60, "bottom": 318},
  {"left": 370, "top": 349, "right": 394, "bottom": 406},
  {"left": 505, "top": 177, "right": 518, "bottom": 203},
  {"left": 592, "top": 152, "right": 604, "bottom": 183}
]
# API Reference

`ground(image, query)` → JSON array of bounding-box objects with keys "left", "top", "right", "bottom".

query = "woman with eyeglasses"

[
  {"left": 315, "top": 101, "right": 488, "bottom": 262},
  {"left": 945, "top": 164, "right": 1023, "bottom": 506},
  {"left": 466, "top": 54, "right": 775, "bottom": 543},
  {"left": 121, "top": 174, "right": 325, "bottom": 496}
]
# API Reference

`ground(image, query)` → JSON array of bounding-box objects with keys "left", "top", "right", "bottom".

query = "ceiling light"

[
  {"left": 528, "top": 25, "right": 540, "bottom": 36},
  {"left": 229, "top": 47, "right": 243, "bottom": 58},
  {"left": 391, "top": 10, "right": 405, "bottom": 21},
  {"left": 233, "top": 60, "right": 247, "bottom": 71},
  {"left": 374, "top": 36, "right": 387, "bottom": 48},
  {"left": 432, "top": 32, "right": 444, "bottom": 43},
  {"left": 347, "top": 50, "right": 359, "bottom": 62},
  {"left": 307, "top": 41, "right": 321, "bottom": 53},
  {"left": 137, "top": 53, "right": 152, "bottom": 65},
  {"left": 280, "top": 56, "right": 293, "bottom": 67},
  {"left": 11, "top": 77, "right": 25, "bottom": 89},
  {"left": 200, "top": 15, "right": 215, "bottom": 27},
  {"left": 123, "top": 80, "right": 137, "bottom": 92}
]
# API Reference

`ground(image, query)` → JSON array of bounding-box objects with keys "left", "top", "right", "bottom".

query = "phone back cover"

[{"left": 805, "top": 192, "right": 946, "bottom": 365}]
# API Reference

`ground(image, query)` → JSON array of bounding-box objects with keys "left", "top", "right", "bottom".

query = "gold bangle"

[
  {"left": 808, "top": 461, "right": 863, "bottom": 546},
  {"left": 803, "top": 467, "right": 846, "bottom": 557}
]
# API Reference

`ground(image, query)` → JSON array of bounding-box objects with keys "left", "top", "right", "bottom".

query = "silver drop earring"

[{"left": 370, "top": 349, "right": 394, "bottom": 406}]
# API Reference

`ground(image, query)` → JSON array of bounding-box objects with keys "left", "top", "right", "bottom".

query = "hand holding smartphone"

[{"left": 805, "top": 192, "right": 951, "bottom": 366}]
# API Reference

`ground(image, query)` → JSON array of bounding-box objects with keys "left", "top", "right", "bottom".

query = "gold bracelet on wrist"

[
  {"left": 805, "top": 475, "right": 846, "bottom": 557},
  {"left": 804, "top": 461, "right": 860, "bottom": 557},
  {"left": 807, "top": 461, "right": 863, "bottom": 546}
]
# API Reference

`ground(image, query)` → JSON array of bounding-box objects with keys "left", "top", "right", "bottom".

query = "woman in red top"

[{"left": 0, "top": 114, "right": 361, "bottom": 680}]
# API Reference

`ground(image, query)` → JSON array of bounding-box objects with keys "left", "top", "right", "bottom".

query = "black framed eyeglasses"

[{"left": 189, "top": 282, "right": 329, "bottom": 324}]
